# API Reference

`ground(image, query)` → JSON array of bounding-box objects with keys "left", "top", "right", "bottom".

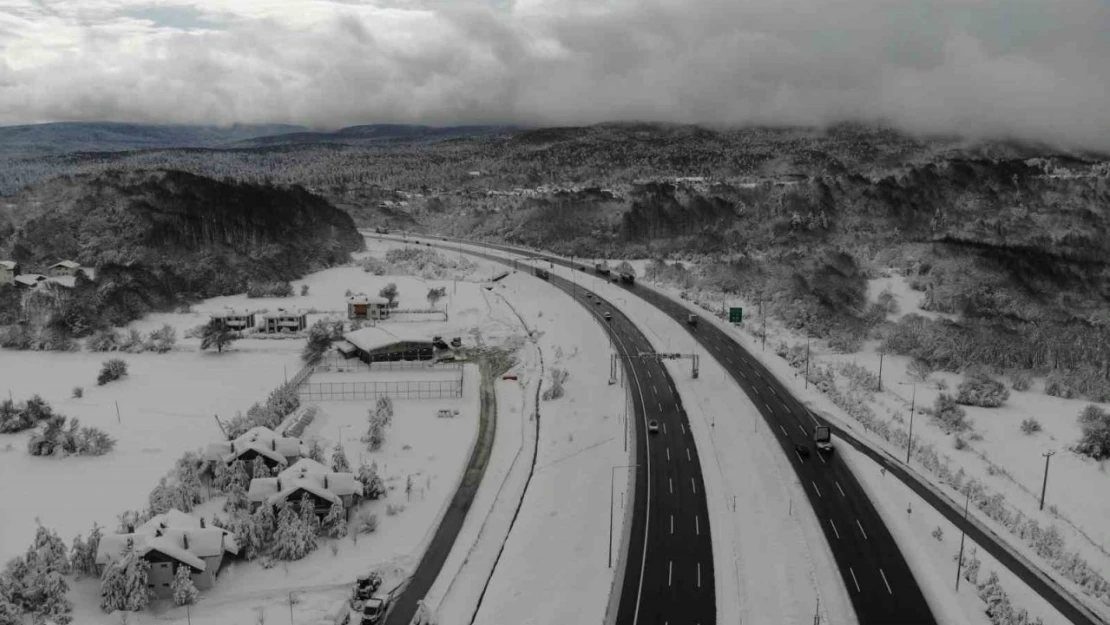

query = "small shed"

[
  {"left": 210, "top": 308, "right": 256, "bottom": 330},
  {"left": 0, "top": 261, "right": 19, "bottom": 286},
  {"left": 262, "top": 309, "right": 308, "bottom": 333},
  {"left": 48, "top": 260, "right": 81, "bottom": 278},
  {"left": 347, "top": 294, "right": 391, "bottom": 320}
]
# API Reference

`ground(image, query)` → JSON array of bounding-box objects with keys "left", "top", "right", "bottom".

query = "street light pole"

[
  {"left": 1040, "top": 450, "right": 1056, "bottom": 511},
  {"left": 610, "top": 464, "right": 639, "bottom": 567},
  {"left": 955, "top": 486, "right": 971, "bottom": 591},
  {"left": 900, "top": 381, "right": 917, "bottom": 463},
  {"left": 878, "top": 350, "right": 884, "bottom": 392},
  {"left": 805, "top": 336, "right": 811, "bottom": 389}
]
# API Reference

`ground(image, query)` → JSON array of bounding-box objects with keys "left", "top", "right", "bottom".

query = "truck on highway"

[
  {"left": 619, "top": 272, "right": 635, "bottom": 284},
  {"left": 594, "top": 263, "right": 611, "bottom": 276},
  {"left": 814, "top": 425, "right": 833, "bottom": 452},
  {"left": 687, "top": 314, "right": 698, "bottom": 327}
]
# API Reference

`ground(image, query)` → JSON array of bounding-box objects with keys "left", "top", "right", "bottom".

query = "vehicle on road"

[
  {"left": 595, "top": 299, "right": 602, "bottom": 305},
  {"left": 595, "top": 263, "right": 611, "bottom": 276},
  {"left": 344, "top": 597, "right": 386, "bottom": 625},
  {"left": 794, "top": 443, "right": 810, "bottom": 458},
  {"left": 604, "top": 311, "right": 612, "bottom": 320},
  {"left": 619, "top": 272, "right": 635, "bottom": 284},
  {"left": 648, "top": 420, "right": 660, "bottom": 433},
  {"left": 814, "top": 425, "right": 833, "bottom": 452},
  {"left": 687, "top": 314, "right": 698, "bottom": 327},
  {"left": 374, "top": 226, "right": 389, "bottom": 234}
]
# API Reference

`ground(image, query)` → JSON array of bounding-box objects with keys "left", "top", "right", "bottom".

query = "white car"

[
  {"left": 648, "top": 420, "right": 660, "bottom": 434},
  {"left": 345, "top": 598, "right": 386, "bottom": 625}
]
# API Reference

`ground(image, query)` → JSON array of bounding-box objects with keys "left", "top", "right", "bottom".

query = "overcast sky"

[{"left": 1, "top": 0, "right": 1109, "bottom": 149}]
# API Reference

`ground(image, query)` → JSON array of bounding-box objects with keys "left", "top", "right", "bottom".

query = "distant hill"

[
  {"left": 0, "top": 122, "right": 519, "bottom": 155},
  {"left": 0, "top": 122, "right": 308, "bottom": 155},
  {"left": 225, "top": 124, "right": 519, "bottom": 148}
]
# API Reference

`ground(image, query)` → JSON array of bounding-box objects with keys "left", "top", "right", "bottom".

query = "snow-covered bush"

[
  {"left": 331, "top": 443, "right": 351, "bottom": 473},
  {"left": 99, "top": 547, "right": 151, "bottom": 613},
  {"left": 119, "top": 329, "right": 145, "bottom": 354},
  {"left": 927, "top": 393, "right": 971, "bottom": 433},
  {"left": 322, "top": 501, "right": 348, "bottom": 539},
  {"left": 71, "top": 386, "right": 83, "bottom": 399},
  {"left": 357, "top": 462, "right": 386, "bottom": 500},
  {"left": 144, "top": 324, "right": 177, "bottom": 353},
  {"left": 387, "top": 504, "right": 405, "bottom": 516},
  {"left": 953, "top": 435, "right": 968, "bottom": 450},
  {"left": 271, "top": 500, "right": 317, "bottom": 561},
  {"left": 300, "top": 284, "right": 310, "bottom": 296},
  {"left": 70, "top": 523, "right": 103, "bottom": 579},
  {"left": 1076, "top": 405, "right": 1110, "bottom": 460},
  {"left": 0, "top": 395, "right": 57, "bottom": 434},
  {"left": 86, "top": 329, "right": 121, "bottom": 352},
  {"left": 246, "top": 280, "right": 294, "bottom": 298},
  {"left": 356, "top": 511, "right": 379, "bottom": 534},
  {"left": 957, "top": 374, "right": 1010, "bottom": 407},
  {"left": 1010, "top": 370, "right": 1033, "bottom": 391},
  {"left": 1044, "top": 371, "right": 1076, "bottom": 399},
  {"left": 906, "top": 358, "right": 934, "bottom": 382},
  {"left": 1020, "top": 418, "right": 1042, "bottom": 435},
  {"left": 171, "top": 565, "right": 198, "bottom": 606},
  {"left": 542, "top": 368, "right": 569, "bottom": 400},
  {"left": 97, "top": 359, "right": 128, "bottom": 386},
  {"left": 931, "top": 526, "right": 943, "bottom": 541},
  {"left": 360, "top": 257, "right": 390, "bottom": 275},
  {"left": 840, "top": 362, "right": 878, "bottom": 392},
  {"left": 27, "top": 417, "right": 116, "bottom": 457}
]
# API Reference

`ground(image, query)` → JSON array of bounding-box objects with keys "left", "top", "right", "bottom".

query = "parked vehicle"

[
  {"left": 437, "top": 409, "right": 459, "bottom": 418},
  {"left": 535, "top": 268, "right": 550, "bottom": 280},
  {"left": 814, "top": 426, "right": 833, "bottom": 452},
  {"left": 450, "top": 337, "right": 463, "bottom": 348},
  {"left": 594, "top": 263, "right": 611, "bottom": 276},
  {"left": 619, "top": 272, "right": 635, "bottom": 284},
  {"left": 344, "top": 597, "right": 386, "bottom": 625}
]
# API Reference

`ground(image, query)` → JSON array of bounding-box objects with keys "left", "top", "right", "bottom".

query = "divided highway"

[
  {"left": 394, "top": 236, "right": 716, "bottom": 625},
  {"left": 461, "top": 238, "right": 937, "bottom": 625}
]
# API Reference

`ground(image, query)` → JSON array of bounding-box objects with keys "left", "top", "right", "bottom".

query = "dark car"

[
  {"left": 648, "top": 420, "right": 660, "bottom": 434},
  {"left": 595, "top": 299, "right": 602, "bottom": 305},
  {"left": 794, "top": 443, "right": 810, "bottom": 458},
  {"left": 604, "top": 312, "right": 612, "bottom": 320}
]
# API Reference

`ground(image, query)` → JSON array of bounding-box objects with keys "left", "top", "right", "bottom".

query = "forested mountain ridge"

[{"left": 0, "top": 169, "right": 362, "bottom": 333}]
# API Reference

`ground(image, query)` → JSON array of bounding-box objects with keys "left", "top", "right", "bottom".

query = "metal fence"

[
  {"left": 315, "top": 352, "right": 462, "bottom": 374},
  {"left": 298, "top": 378, "right": 463, "bottom": 401}
]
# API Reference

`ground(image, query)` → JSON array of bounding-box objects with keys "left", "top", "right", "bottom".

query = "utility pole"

[
  {"left": 878, "top": 350, "right": 884, "bottom": 392},
  {"left": 955, "top": 486, "right": 971, "bottom": 590},
  {"left": 1040, "top": 450, "right": 1056, "bottom": 511},
  {"left": 804, "top": 336, "right": 811, "bottom": 389},
  {"left": 610, "top": 464, "right": 640, "bottom": 567},
  {"left": 900, "top": 381, "right": 917, "bottom": 463}
]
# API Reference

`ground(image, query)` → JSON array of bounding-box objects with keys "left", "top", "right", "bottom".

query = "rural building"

[
  {"left": 0, "top": 261, "right": 19, "bottom": 285},
  {"left": 95, "top": 509, "right": 239, "bottom": 599},
  {"left": 342, "top": 326, "right": 436, "bottom": 363},
  {"left": 262, "top": 309, "right": 308, "bottom": 333},
  {"left": 205, "top": 426, "right": 303, "bottom": 471},
  {"left": 247, "top": 458, "right": 362, "bottom": 519},
  {"left": 47, "top": 260, "right": 81, "bottom": 277},
  {"left": 13, "top": 274, "right": 47, "bottom": 289},
  {"left": 347, "top": 294, "right": 391, "bottom": 320},
  {"left": 209, "top": 308, "right": 256, "bottom": 330}
]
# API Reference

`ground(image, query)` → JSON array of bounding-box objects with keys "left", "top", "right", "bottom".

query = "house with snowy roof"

[
  {"left": 0, "top": 261, "right": 19, "bottom": 286},
  {"left": 13, "top": 274, "right": 47, "bottom": 289},
  {"left": 209, "top": 307, "right": 256, "bottom": 330},
  {"left": 95, "top": 509, "right": 239, "bottom": 599},
  {"left": 248, "top": 458, "right": 363, "bottom": 520},
  {"left": 205, "top": 426, "right": 303, "bottom": 471},
  {"left": 347, "top": 294, "right": 391, "bottom": 320},
  {"left": 47, "top": 260, "right": 81, "bottom": 277},
  {"left": 343, "top": 325, "right": 436, "bottom": 363}
]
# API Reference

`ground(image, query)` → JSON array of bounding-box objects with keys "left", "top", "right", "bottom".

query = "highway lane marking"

[
  {"left": 818, "top": 452, "right": 826, "bottom": 464},
  {"left": 697, "top": 562, "right": 702, "bottom": 588},
  {"left": 653, "top": 384, "right": 659, "bottom": 395},
  {"left": 780, "top": 425, "right": 788, "bottom": 436},
  {"left": 765, "top": 402, "right": 774, "bottom": 413},
  {"left": 798, "top": 424, "right": 807, "bottom": 435},
  {"left": 794, "top": 449, "right": 804, "bottom": 462},
  {"left": 671, "top": 515, "right": 674, "bottom": 535},
  {"left": 880, "top": 568, "right": 893, "bottom": 594},
  {"left": 809, "top": 411, "right": 820, "bottom": 427},
  {"left": 686, "top": 448, "right": 692, "bottom": 461},
  {"left": 857, "top": 520, "right": 868, "bottom": 540},
  {"left": 829, "top": 519, "right": 840, "bottom": 539},
  {"left": 770, "top": 387, "right": 778, "bottom": 396},
  {"left": 691, "top": 478, "right": 697, "bottom": 494},
  {"left": 647, "top": 369, "right": 652, "bottom": 379},
  {"left": 666, "top": 448, "right": 670, "bottom": 461},
  {"left": 836, "top": 482, "right": 846, "bottom": 497},
  {"left": 811, "top": 481, "right": 822, "bottom": 498},
  {"left": 669, "top": 561, "right": 673, "bottom": 587},
  {"left": 658, "top": 402, "right": 663, "bottom": 412},
  {"left": 669, "top": 478, "right": 673, "bottom": 494},
  {"left": 662, "top": 422, "right": 667, "bottom": 434},
  {"left": 849, "top": 567, "right": 861, "bottom": 593},
  {"left": 739, "top": 370, "right": 747, "bottom": 379},
  {"left": 681, "top": 423, "right": 686, "bottom": 435}
]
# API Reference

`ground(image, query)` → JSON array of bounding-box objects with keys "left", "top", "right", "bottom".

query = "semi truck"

[{"left": 814, "top": 425, "right": 832, "bottom": 452}]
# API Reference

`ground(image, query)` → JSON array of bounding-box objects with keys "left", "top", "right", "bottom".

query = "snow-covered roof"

[
  {"left": 344, "top": 326, "right": 433, "bottom": 353},
  {"left": 347, "top": 294, "right": 389, "bottom": 305},
  {"left": 248, "top": 458, "right": 362, "bottom": 506},
  {"left": 95, "top": 511, "right": 238, "bottom": 570},
  {"left": 205, "top": 426, "right": 301, "bottom": 465},
  {"left": 210, "top": 307, "right": 254, "bottom": 318},
  {"left": 50, "top": 260, "right": 80, "bottom": 269},
  {"left": 335, "top": 340, "right": 358, "bottom": 356},
  {"left": 45, "top": 276, "right": 76, "bottom": 288},
  {"left": 0, "top": 260, "right": 16, "bottom": 270},
  {"left": 262, "top": 308, "right": 307, "bottom": 319},
  {"left": 13, "top": 274, "right": 46, "bottom": 286}
]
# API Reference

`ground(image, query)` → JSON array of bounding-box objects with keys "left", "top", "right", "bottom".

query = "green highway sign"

[{"left": 729, "top": 307, "right": 743, "bottom": 323}]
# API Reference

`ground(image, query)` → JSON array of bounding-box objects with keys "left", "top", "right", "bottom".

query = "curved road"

[
  {"left": 391, "top": 236, "right": 717, "bottom": 625},
  {"left": 459, "top": 238, "right": 936, "bottom": 625}
]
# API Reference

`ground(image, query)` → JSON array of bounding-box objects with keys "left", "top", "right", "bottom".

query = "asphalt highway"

[
  {"left": 467, "top": 240, "right": 937, "bottom": 625},
  {"left": 398, "top": 237, "right": 717, "bottom": 625}
]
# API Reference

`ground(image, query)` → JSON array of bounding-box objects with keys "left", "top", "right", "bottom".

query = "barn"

[{"left": 342, "top": 326, "right": 436, "bottom": 363}]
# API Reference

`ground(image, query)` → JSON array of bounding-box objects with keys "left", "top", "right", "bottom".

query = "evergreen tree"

[
  {"left": 171, "top": 565, "right": 198, "bottom": 606},
  {"left": 272, "top": 500, "right": 314, "bottom": 561},
  {"left": 70, "top": 523, "right": 102, "bottom": 579},
  {"left": 27, "top": 522, "right": 70, "bottom": 575},
  {"left": 122, "top": 550, "right": 151, "bottom": 611},
  {"left": 34, "top": 570, "right": 72, "bottom": 624},
  {"left": 307, "top": 439, "right": 325, "bottom": 463},
  {"left": 253, "top": 502, "right": 277, "bottom": 543},
  {"left": 230, "top": 459, "right": 250, "bottom": 489},
  {"left": 299, "top": 493, "right": 320, "bottom": 534},
  {"left": 213, "top": 461, "right": 232, "bottom": 492},
  {"left": 252, "top": 456, "right": 270, "bottom": 479},
  {"left": 224, "top": 479, "right": 249, "bottom": 512},
  {"left": 199, "top": 319, "right": 238, "bottom": 353},
  {"left": 322, "top": 500, "right": 348, "bottom": 539},
  {"left": 149, "top": 477, "right": 174, "bottom": 515},
  {"left": 357, "top": 462, "right": 386, "bottom": 499},
  {"left": 331, "top": 442, "right": 351, "bottom": 473},
  {"left": 375, "top": 396, "right": 394, "bottom": 427}
]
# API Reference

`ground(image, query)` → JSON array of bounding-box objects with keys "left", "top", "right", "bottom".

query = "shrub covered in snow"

[
  {"left": 144, "top": 324, "right": 177, "bottom": 353},
  {"left": 224, "top": 382, "right": 301, "bottom": 439},
  {"left": 98, "top": 547, "right": 151, "bottom": 613},
  {"left": 70, "top": 523, "right": 103, "bottom": 579},
  {"left": 27, "top": 415, "right": 116, "bottom": 457},
  {"left": 1020, "top": 418, "right": 1042, "bottom": 435},
  {"left": 927, "top": 393, "right": 971, "bottom": 433},
  {"left": 1009, "top": 370, "right": 1033, "bottom": 391},
  {"left": 541, "top": 368, "right": 569, "bottom": 400},
  {"left": 931, "top": 526, "right": 943, "bottom": 541},
  {"left": 956, "top": 374, "right": 1010, "bottom": 407},
  {"left": 357, "top": 462, "right": 386, "bottom": 500},
  {"left": 2, "top": 523, "right": 74, "bottom": 624},
  {"left": 906, "top": 358, "right": 934, "bottom": 381},
  {"left": 301, "top": 319, "right": 343, "bottom": 364},
  {"left": 246, "top": 280, "right": 294, "bottom": 298},
  {"left": 97, "top": 358, "right": 128, "bottom": 386},
  {"left": 1075, "top": 404, "right": 1110, "bottom": 460},
  {"left": 1044, "top": 371, "right": 1076, "bottom": 399},
  {"left": 356, "top": 511, "right": 379, "bottom": 534},
  {"left": 322, "top": 500, "right": 348, "bottom": 539},
  {"left": 271, "top": 499, "right": 317, "bottom": 561},
  {"left": 119, "top": 329, "right": 145, "bottom": 354},
  {"left": 86, "top": 329, "right": 121, "bottom": 352},
  {"left": 0, "top": 395, "right": 57, "bottom": 434}
]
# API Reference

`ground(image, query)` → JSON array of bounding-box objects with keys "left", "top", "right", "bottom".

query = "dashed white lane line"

[
  {"left": 647, "top": 370, "right": 653, "bottom": 379},
  {"left": 798, "top": 424, "right": 807, "bottom": 435},
  {"left": 764, "top": 402, "right": 773, "bottom": 413},
  {"left": 653, "top": 384, "right": 659, "bottom": 395},
  {"left": 669, "top": 561, "right": 673, "bottom": 587},
  {"left": 794, "top": 449, "right": 804, "bottom": 462},
  {"left": 836, "top": 482, "right": 846, "bottom": 497},
  {"left": 811, "top": 481, "right": 822, "bottom": 498},
  {"left": 809, "top": 411, "right": 820, "bottom": 427},
  {"left": 695, "top": 515, "right": 700, "bottom": 535},
  {"left": 770, "top": 386, "right": 778, "bottom": 396},
  {"left": 818, "top": 452, "right": 827, "bottom": 464},
  {"left": 686, "top": 448, "right": 692, "bottom": 461},
  {"left": 669, "top": 478, "right": 673, "bottom": 494},
  {"left": 666, "top": 448, "right": 671, "bottom": 461},
  {"left": 829, "top": 519, "right": 840, "bottom": 539},
  {"left": 663, "top": 422, "right": 667, "bottom": 435},
  {"left": 691, "top": 478, "right": 698, "bottom": 494},
  {"left": 658, "top": 402, "right": 663, "bottom": 412},
  {"left": 850, "top": 567, "right": 861, "bottom": 592},
  {"left": 739, "top": 370, "right": 747, "bottom": 379},
  {"left": 780, "top": 425, "right": 788, "bottom": 436},
  {"left": 857, "top": 519, "right": 868, "bottom": 540},
  {"left": 880, "top": 568, "right": 893, "bottom": 594},
  {"left": 680, "top": 423, "right": 685, "bottom": 435},
  {"left": 671, "top": 515, "right": 674, "bottom": 535},
  {"left": 697, "top": 562, "right": 702, "bottom": 588}
]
